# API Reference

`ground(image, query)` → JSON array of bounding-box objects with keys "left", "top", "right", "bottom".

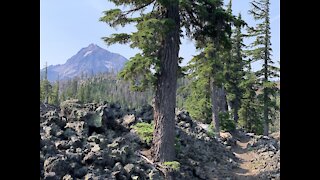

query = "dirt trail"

[
  {"left": 231, "top": 134, "right": 259, "bottom": 180},
  {"left": 192, "top": 132, "right": 264, "bottom": 180}
]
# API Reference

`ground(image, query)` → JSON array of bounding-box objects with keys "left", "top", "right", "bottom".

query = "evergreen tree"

[
  {"left": 44, "top": 62, "right": 50, "bottom": 103},
  {"left": 185, "top": 38, "right": 230, "bottom": 136},
  {"left": 185, "top": 53, "right": 212, "bottom": 123},
  {"left": 224, "top": 12, "right": 246, "bottom": 126},
  {"left": 40, "top": 79, "right": 44, "bottom": 102},
  {"left": 248, "top": 0, "right": 279, "bottom": 136},
  {"left": 77, "top": 83, "right": 85, "bottom": 103},
  {"left": 176, "top": 77, "right": 189, "bottom": 109},
  {"left": 238, "top": 63, "right": 263, "bottom": 134},
  {"left": 40, "top": 62, "right": 52, "bottom": 104},
  {"left": 270, "top": 82, "right": 280, "bottom": 133},
  {"left": 185, "top": 1, "right": 244, "bottom": 135},
  {"left": 50, "top": 79, "right": 60, "bottom": 106},
  {"left": 100, "top": 0, "right": 234, "bottom": 171},
  {"left": 45, "top": 62, "right": 48, "bottom": 103},
  {"left": 71, "top": 78, "right": 78, "bottom": 98},
  {"left": 208, "top": 43, "right": 228, "bottom": 137},
  {"left": 84, "top": 83, "right": 92, "bottom": 103}
]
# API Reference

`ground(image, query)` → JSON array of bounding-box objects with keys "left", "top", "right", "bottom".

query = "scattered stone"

[
  {"left": 122, "top": 114, "right": 136, "bottom": 127},
  {"left": 91, "top": 144, "right": 100, "bottom": 152},
  {"left": 148, "top": 169, "right": 162, "bottom": 180},
  {"left": 40, "top": 101, "right": 279, "bottom": 180},
  {"left": 44, "top": 172, "right": 59, "bottom": 180},
  {"left": 62, "top": 174, "right": 73, "bottom": 180},
  {"left": 82, "top": 152, "right": 97, "bottom": 164},
  {"left": 124, "top": 163, "right": 135, "bottom": 175}
]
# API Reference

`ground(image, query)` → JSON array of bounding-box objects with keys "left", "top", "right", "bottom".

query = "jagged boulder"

[
  {"left": 176, "top": 110, "right": 193, "bottom": 124},
  {"left": 59, "top": 99, "right": 83, "bottom": 119},
  {"left": 44, "top": 156, "right": 71, "bottom": 178},
  {"left": 220, "top": 132, "right": 237, "bottom": 146},
  {"left": 122, "top": 114, "right": 136, "bottom": 128},
  {"left": 136, "top": 105, "right": 153, "bottom": 123}
]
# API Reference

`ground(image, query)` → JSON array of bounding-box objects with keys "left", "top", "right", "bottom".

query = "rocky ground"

[
  {"left": 40, "top": 100, "right": 280, "bottom": 180},
  {"left": 203, "top": 129, "right": 280, "bottom": 180}
]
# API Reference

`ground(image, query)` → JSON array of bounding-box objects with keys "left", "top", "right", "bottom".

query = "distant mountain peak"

[
  {"left": 87, "top": 43, "right": 99, "bottom": 49},
  {"left": 83, "top": 43, "right": 99, "bottom": 51},
  {"left": 41, "top": 44, "right": 128, "bottom": 82},
  {"left": 81, "top": 43, "right": 111, "bottom": 55}
]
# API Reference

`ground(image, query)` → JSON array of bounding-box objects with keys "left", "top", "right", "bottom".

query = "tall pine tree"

[
  {"left": 248, "top": 0, "right": 279, "bottom": 136},
  {"left": 50, "top": 78, "right": 60, "bottom": 106},
  {"left": 185, "top": 52, "right": 212, "bottom": 123},
  {"left": 238, "top": 62, "right": 263, "bottom": 134},
  {"left": 40, "top": 62, "right": 52, "bottom": 104},
  {"left": 224, "top": 12, "right": 246, "bottom": 127},
  {"left": 185, "top": 1, "right": 245, "bottom": 135},
  {"left": 100, "top": 1, "right": 233, "bottom": 174}
]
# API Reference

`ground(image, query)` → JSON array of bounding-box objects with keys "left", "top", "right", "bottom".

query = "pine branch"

[{"left": 123, "top": 0, "right": 156, "bottom": 16}]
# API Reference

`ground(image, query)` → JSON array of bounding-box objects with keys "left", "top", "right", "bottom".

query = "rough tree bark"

[
  {"left": 263, "top": 85, "right": 269, "bottom": 136},
  {"left": 211, "top": 80, "right": 220, "bottom": 138},
  {"left": 263, "top": 27, "right": 269, "bottom": 136},
  {"left": 263, "top": 0, "right": 271, "bottom": 136},
  {"left": 220, "top": 87, "right": 227, "bottom": 113},
  {"left": 151, "top": 2, "right": 180, "bottom": 180},
  {"left": 233, "top": 103, "right": 239, "bottom": 124},
  {"left": 232, "top": 94, "right": 240, "bottom": 125}
]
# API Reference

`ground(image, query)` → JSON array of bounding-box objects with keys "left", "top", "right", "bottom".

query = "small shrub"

[
  {"left": 163, "top": 161, "right": 180, "bottom": 171},
  {"left": 207, "top": 124, "right": 216, "bottom": 137},
  {"left": 219, "top": 112, "right": 236, "bottom": 132},
  {"left": 132, "top": 122, "right": 154, "bottom": 146}
]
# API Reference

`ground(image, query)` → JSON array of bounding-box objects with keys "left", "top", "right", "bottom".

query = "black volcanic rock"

[{"left": 41, "top": 44, "right": 128, "bottom": 82}]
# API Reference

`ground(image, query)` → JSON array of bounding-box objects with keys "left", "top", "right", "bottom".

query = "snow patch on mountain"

[{"left": 83, "top": 50, "right": 93, "bottom": 57}]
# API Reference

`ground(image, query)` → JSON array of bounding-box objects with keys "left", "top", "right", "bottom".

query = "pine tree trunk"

[
  {"left": 151, "top": 3, "right": 180, "bottom": 179},
  {"left": 263, "top": 87, "right": 269, "bottom": 136},
  {"left": 263, "top": 0, "right": 270, "bottom": 136},
  {"left": 263, "top": 26, "right": 269, "bottom": 136},
  {"left": 245, "top": 106, "right": 249, "bottom": 131},
  {"left": 263, "top": 52, "right": 269, "bottom": 136},
  {"left": 228, "top": 97, "right": 240, "bottom": 128},
  {"left": 233, "top": 97, "right": 240, "bottom": 125},
  {"left": 233, "top": 104, "right": 239, "bottom": 124},
  {"left": 220, "top": 87, "right": 227, "bottom": 113},
  {"left": 211, "top": 80, "right": 220, "bottom": 138},
  {"left": 45, "top": 82, "right": 49, "bottom": 104}
]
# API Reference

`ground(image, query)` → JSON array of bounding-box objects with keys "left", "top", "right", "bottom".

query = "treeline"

[
  {"left": 40, "top": 62, "right": 60, "bottom": 105},
  {"left": 40, "top": 72, "right": 154, "bottom": 110},
  {"left": 178, "top": 0, "right": 280, "bottom": 136},
  {"left": 39, "top": 70, "right": 205, "bottom": 110},
  {"left": 40, "top": 70, "right": 279, "bottom": 135}
]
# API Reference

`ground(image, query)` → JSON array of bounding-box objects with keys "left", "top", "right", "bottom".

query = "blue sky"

[{"left": 40, "top": 0, "right": 280, "bottom": 71}]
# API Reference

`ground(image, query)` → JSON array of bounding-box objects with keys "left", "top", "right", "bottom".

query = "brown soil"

[{"left": 231, "top": 135, "right": 260, "bottom": 180}]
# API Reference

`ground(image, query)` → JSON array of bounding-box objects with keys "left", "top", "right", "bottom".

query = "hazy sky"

[{"left": 40, "top": 0, "right": 280, "bottom": 70}]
